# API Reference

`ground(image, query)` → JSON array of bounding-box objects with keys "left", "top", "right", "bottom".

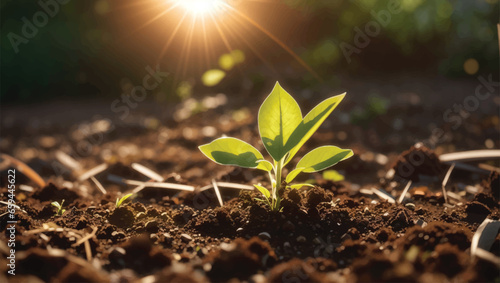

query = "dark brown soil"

[
  {"left": 1, "top": 173, "right": 499, "bottom": 282},
  {"left": 1, "top": 79, "right": 499, "bottom": 282}
]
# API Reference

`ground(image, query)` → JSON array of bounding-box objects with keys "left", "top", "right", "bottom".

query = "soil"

[{"left": 1, "top": 76, "right": 499, "bottom": 282}]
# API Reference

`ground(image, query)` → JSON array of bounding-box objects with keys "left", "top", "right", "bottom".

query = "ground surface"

[{"left": 1, "top": 74, "right": 499, "bottom": 282}]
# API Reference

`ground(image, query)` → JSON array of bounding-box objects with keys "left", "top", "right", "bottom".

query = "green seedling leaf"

[
  {"left": 254, "top": 184, "right": 270, "bottom": 199},
  {"left": 198, "top": 81, "right": 352, "bottom": 212},
  {"left": 51, "top": 200, "right": 66, "bottom": 216},
  {"left": 116, "top": 193, "right": 133, "bottom": 208},
  {"left": 285, "top": 93, "right": 346, "bottom": 165},
  {"left": 199, "top": 137, "right": 270, "bottom": 171},
  {"left": 286, "top": 168, "right": 304, "bottom": 183},
  {"left": 287, "top": 183, "right": 315, "bottom": 190},
  {"left": 305, "top": 179, "right": 316, "bottom": 184},
  {"left": 323, "top": 170, "right": 345, "bottom": 181},
  {"left": 287, "top": 146, "right": 352, "bottom": 183},
  {"left": 258, "top": 82, "right": 302, "bottom": 161},
  {"left": 257, "top": 160, "right": 274, "bottom": 171},
  {"left": 296, "top": 146, "right": 353, "bottom": 173},
  {"left": 202, "top": 69, "right": 226, "bottom": 87}
]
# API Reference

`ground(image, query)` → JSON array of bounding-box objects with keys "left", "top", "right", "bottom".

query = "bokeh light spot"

[
  {"left": 463, "top": 58, "right": 479, "bottom": 75},
  {"left": 202, "top": 69, "right": 226, "bottom": 86}
]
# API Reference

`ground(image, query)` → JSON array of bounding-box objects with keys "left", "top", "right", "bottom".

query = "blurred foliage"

[
  {"left": 202, "top": 69, "right": 227, "bottom": 87},
  {"left": 350, "top": 95, "right": 389, "bottom": 127},
  {"left": 200, "top": 49, "right": 245, "bottom": 87},
  {"left": 1, "top": 1, "right": 115, "bottom": 102},
  {"left": 1, "top": 0, "right": 498, "bottom": 103},
  {"left": 291, "top": 0, "right": 499, "bottom": 76},
  {"left": 322, "top": 169, "right": 345, "bottom": 182}
]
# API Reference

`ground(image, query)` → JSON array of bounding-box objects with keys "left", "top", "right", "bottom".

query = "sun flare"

[
  {"left": 175, "top": 0, "right": 227, "bottom": 16},
  {"left": 139, "top": 0, "right": 319, "bottom": 79}
]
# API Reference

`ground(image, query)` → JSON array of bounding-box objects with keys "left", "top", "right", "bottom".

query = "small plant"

[
  {"left": 51, "top": 200, "right": 66, "bottom": 216},
  {"left": 199, "top": 82, "right": 353, "bottom": 211},
  {"left": 115, "top": 193, "right": 133, "bottom": 208}
]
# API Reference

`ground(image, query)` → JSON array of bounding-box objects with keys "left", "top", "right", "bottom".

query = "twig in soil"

[
  {"left": 19, "top": 184, "right": 34, "bottom": 192},
  {"left": 26, "top": 225, "right": 98, "bottom": 261},
  {"left": 131, "top": 183, "right": 147, "bottom": 194},
  {"left": 211, "top": 179, "right": 224, "bottom": 207},
  {"left": 126, "top": 179, "right": 194, "bottom": 191},
  {"left": 475, "top": 248, "right": 500, "bottom": 268},
  {"left": 72, "top": 226, "right": 98, "bottom": 262},
  {"left": 371, "top": 187, "right": 395, "bottom": 204},
  {"left": 107, "top": 174, "right": 194, "bottom": 191},
  {"left": 19, "top": 247, "right": 107, "bottom": 277},
  {"left": 131, "top": 163, "right": 164, "bottom": 182},
  {"left": 78, "top": 163, "right": 108, "bottom": 182},
  {"left": 478, "top": 163, "right": 500, "bottom": 174},
  {"left": 39, "top": 233, "right": 50, "bottom": 242},
  {"left": 440, "top": 163, "right": 455, "bottom": 204},
  {"left": 397, "top": 180, "right": 412, "bottom": 204},
  {"left": 0, "top": 200, "right": 27, "bottom": 213},
  {"left": 84, "top": 239, "right": 92, "bottom": 261},
  {"left": 199, "top": 182, "right": 254, "bottom": 192},
  {"left": 25, "top": 227, "right": 66, "bottom": 234},
  {"left": 118, "top": 176, "right": 155, "bottom": 194},
  {"left": 55, "top": 150, "right": 82, "bottom": 171},
  {"left": 439, "top": 150, "right": 500, "bottom": 163},
  {"left": 72, "top": 226, "right": 98, "bottom": 247},
  {"left": 0, "top": 153, "right": 46, "bottom": 187},
  {"left": 198, "top": 181, "right": 254, "bottom": 207},
  {"left": 447, "top": 162, "right": 490, "bottom": 175},
  {"left": 471, "top": 218, "right": 500, "bottom": 267},
  {"left": 446, "top": 191, "right": 462, "bottom": 203},
  {"left": 90, "top": 176, "right": 107, "bottom": 194}
]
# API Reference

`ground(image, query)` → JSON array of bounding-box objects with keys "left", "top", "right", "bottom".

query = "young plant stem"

[{"left": 273, "top": 158, "right": 284, "bottom": 211}]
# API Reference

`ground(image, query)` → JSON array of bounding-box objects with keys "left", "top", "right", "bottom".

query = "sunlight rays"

[
  {"left": 126, "top": 0, "right": 320, "bottom": 82},
  {"left": 175, "top": 0, "right": 227, "bottom": 15}
]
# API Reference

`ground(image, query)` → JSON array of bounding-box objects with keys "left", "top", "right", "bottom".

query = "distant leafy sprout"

[
  {"left": 199, "top": 82, "right": 353, "bottom": 211},
  {"left": 51, "top": 200, "right": 66, "bottom": 216},
  {"left": 116, "top": 193, "right": 133, "bottom": 208}
]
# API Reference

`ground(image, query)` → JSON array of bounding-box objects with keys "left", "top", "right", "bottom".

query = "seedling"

[
  {"left": 116, "top": 193, "right": 133, "bottom": 208},
  {"left": 199, "top": 82, "right": 353, "bottom": 211},
  {"left": 51, "top": 200, "right": 66, "bottom": 216}
]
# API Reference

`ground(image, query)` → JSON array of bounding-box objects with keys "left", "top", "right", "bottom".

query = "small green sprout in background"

[
  {"left": 322, "top": 170, "right": 345, "bottom": 182},
  {"left": 51, "top": 200, "right": 66, "bottom": 216},
  {"left": 116, "top": 193, "right": 133, "bottom": 208},
  {"left": 199, "top": 82, "right": 353, "bottom": 211}
]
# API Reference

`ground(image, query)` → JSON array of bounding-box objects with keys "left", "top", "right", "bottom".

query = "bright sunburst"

[
  {"left": 125, "top": 0, "right": 319, "bottom": 80},
  {"left": 174, "top": 0, "right": 227, "bottom": 16}
]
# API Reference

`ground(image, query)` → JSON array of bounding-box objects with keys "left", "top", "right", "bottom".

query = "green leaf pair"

[
  {"left": 199, "top": 82, "right": 353, "bottom": 211},
  {"left": 51, "top": 200, "right": 66, "bottom": 216},
  {"left": 116, "top": 193, "right": 133, "bottom": 208}
]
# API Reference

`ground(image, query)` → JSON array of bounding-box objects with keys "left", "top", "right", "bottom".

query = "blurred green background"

[{"left": 1, "top": 0, "right": 498, "bottom": 103}]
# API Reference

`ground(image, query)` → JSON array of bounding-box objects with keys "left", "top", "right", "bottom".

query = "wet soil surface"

[{"left": 1, "top": 76, "right": 499, "bottom": 282}]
